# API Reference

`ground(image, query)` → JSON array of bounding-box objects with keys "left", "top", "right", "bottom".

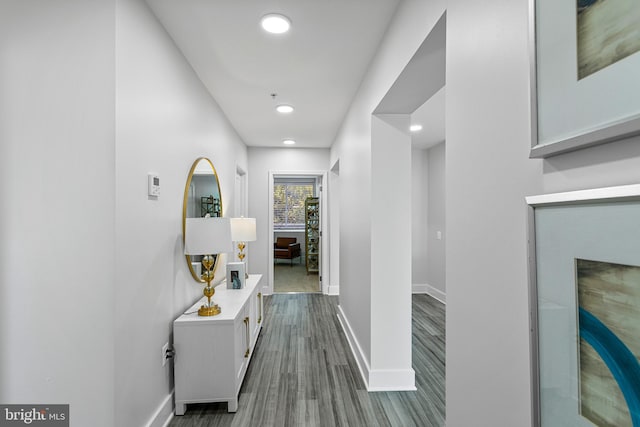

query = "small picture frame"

[{"left": 226, "top": 262, "right": 245, "bottom": 290}]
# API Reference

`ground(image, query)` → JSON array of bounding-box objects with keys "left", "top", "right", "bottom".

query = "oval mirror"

[{"left": 182, "top": 157, "right": 223, "bottom": 282}]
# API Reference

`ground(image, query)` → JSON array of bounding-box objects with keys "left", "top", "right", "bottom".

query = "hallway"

[{"left": 169, "top": 294, "right": 445, "bottom": 427}]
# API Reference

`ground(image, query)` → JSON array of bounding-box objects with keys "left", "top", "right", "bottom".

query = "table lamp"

[
  {"left": 184, "top": 217, "right": 232, "bottom": 316},
  {"left": 230, "top": 217, "right": 257, "bottom": 278}
]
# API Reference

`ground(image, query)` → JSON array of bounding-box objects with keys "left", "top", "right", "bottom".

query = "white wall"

[
  {"left": 411, "top": 142, "right": 446, "bottom": 301},
  {"left": 446, "top": 1, "right": 640, "bottom": 424},
  {"left": 542, "top": 135, "right": 640, "bottom": 192},
  {"left": 446, "top": 0, "right": 543, "bottom": 424},
  {"left": 0, "top": 1, "right": 116, "bottom": 426},
  {"left": 411, "top": 148, "right": 429, "bottom": 288},
  {"left": 427, "top": 142, "right": 446, "bottom": 300},
  {"left": 331, "top": 0, "right": 447, "bottom": 390},
  {"left": 115, "top": 1, "right": 248, "bottom": 426},
  {"left": 247, "top": 147, "right": 330, "bottom": 291},
  {"left": 370, "top": 115, "right": 414, "bottom": 389}
]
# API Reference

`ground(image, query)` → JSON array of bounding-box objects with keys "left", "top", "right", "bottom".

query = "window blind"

[{"left": 274, "top": 178, "right": 316, "bottom": 229}]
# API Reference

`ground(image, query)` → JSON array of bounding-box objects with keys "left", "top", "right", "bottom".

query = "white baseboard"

[
  {"left": 327, "top": 284, "right": 339, "bottom": 295},
  {"left": 412, "top": 284, "right": 429, "bottom": 294},
  {"left": 368, "top": 368, "right": 416, "bottom": 391},
  {"left": 161, "top": 413, "right": 174, "bottom": 427},
  {"left": 412, "top": 283, "right": 446, "bottom": 304},
  {"left": 146, "top": 391, "right": 174, "bottom": 427},
  {"left": 336, "top": 305, "right": 416, "bottom": 391},
  {"left": 336, "top": 305, "right": 371, "bottom": 389}
]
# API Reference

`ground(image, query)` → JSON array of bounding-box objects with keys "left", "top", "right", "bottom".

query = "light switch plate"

[{"left": 148, "top": 173, "right": 160, "bottom": 197}]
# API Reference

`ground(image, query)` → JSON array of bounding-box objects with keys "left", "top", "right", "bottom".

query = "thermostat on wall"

[{"left": 148, "top": 173, "right": 160, "bottom": 197}]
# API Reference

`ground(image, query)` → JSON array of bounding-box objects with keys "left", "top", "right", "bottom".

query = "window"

[{"left": 274, "top": 178, "right": 316, "bottom": 230}]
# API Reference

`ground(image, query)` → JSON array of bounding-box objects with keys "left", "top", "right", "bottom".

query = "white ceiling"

[{"left": 145, "top": 0, "right": 402, "bottom": 148}]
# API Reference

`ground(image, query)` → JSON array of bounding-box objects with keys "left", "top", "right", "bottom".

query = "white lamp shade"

[
  {"left": 230, "top": 217, "right": 257, "bottom": 242},
  {"left": 184, "top": 217, "right": 233, "bottom": 255}
]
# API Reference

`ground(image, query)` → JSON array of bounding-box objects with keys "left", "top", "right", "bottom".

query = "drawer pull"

[
  {"left": 244, "top": 316, "right": 250, "bottom": 358},
  {"left": 257, "top": 293, "right": 262, "bottom": 324}
]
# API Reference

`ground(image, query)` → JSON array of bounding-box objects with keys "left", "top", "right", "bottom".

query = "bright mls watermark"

[{"left": 0, "top": 405, "right": 68, "bottom": 426}]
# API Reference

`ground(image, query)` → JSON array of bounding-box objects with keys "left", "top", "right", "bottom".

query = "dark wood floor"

[{"left": 169, "top": 293, "right": 445, "bottom": 427}]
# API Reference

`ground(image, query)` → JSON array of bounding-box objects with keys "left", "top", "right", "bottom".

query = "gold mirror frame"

[{"left": 182, "top": 157, "right": 223, "bottom": 283}]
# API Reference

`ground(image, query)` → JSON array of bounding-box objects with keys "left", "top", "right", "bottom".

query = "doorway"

[{"left": 268, "top": 171, "right": 328, "bottom": 294}]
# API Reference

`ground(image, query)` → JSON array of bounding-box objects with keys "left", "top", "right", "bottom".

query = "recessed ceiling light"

[
  {"left": 261, "top": 14, "right": 291, "bottom": 34},
  {"left": 276, "top": 104, "right": 294, "bottom": 114},
  {"left": 410, "top": 124, "right": 423, "bottom": 132},
  {"left": 283, "top": 139, "right": 296, "bottom": 145}
]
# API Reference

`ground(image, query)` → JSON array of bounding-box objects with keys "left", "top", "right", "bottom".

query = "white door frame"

[
  {"left": 328, "top": 159, "right": 340, "bottom": 295},
  {"left": 268, "top": 170, "right": 329, "bottom": 295}
]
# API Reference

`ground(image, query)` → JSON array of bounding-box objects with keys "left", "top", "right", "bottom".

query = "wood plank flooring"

[{"left": 169, "top": 293, "right": 445, "bottom": 427}]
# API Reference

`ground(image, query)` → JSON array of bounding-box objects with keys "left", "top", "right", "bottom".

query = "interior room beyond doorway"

[{"left": 272, "top": 175, "right": 321, "bottom": 293}]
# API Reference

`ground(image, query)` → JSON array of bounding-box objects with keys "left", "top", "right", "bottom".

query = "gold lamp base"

[
  {"left": 198, "top": 255, "right": 221, "bottom": 317},
  {"left": 198, "top": 304, "right": 221, "bottom": 316},
  {"left": 237, "top": 242, "right": 249, "bottom": 278}
]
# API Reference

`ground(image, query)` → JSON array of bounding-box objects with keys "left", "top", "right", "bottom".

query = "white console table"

[{"left": 173, "top": 274, "right": 264, "bottom": 415}]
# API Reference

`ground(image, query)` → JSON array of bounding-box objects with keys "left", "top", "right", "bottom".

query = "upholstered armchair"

[{"left": 274, "top": 237, "right": 301, "bottom": 265}]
